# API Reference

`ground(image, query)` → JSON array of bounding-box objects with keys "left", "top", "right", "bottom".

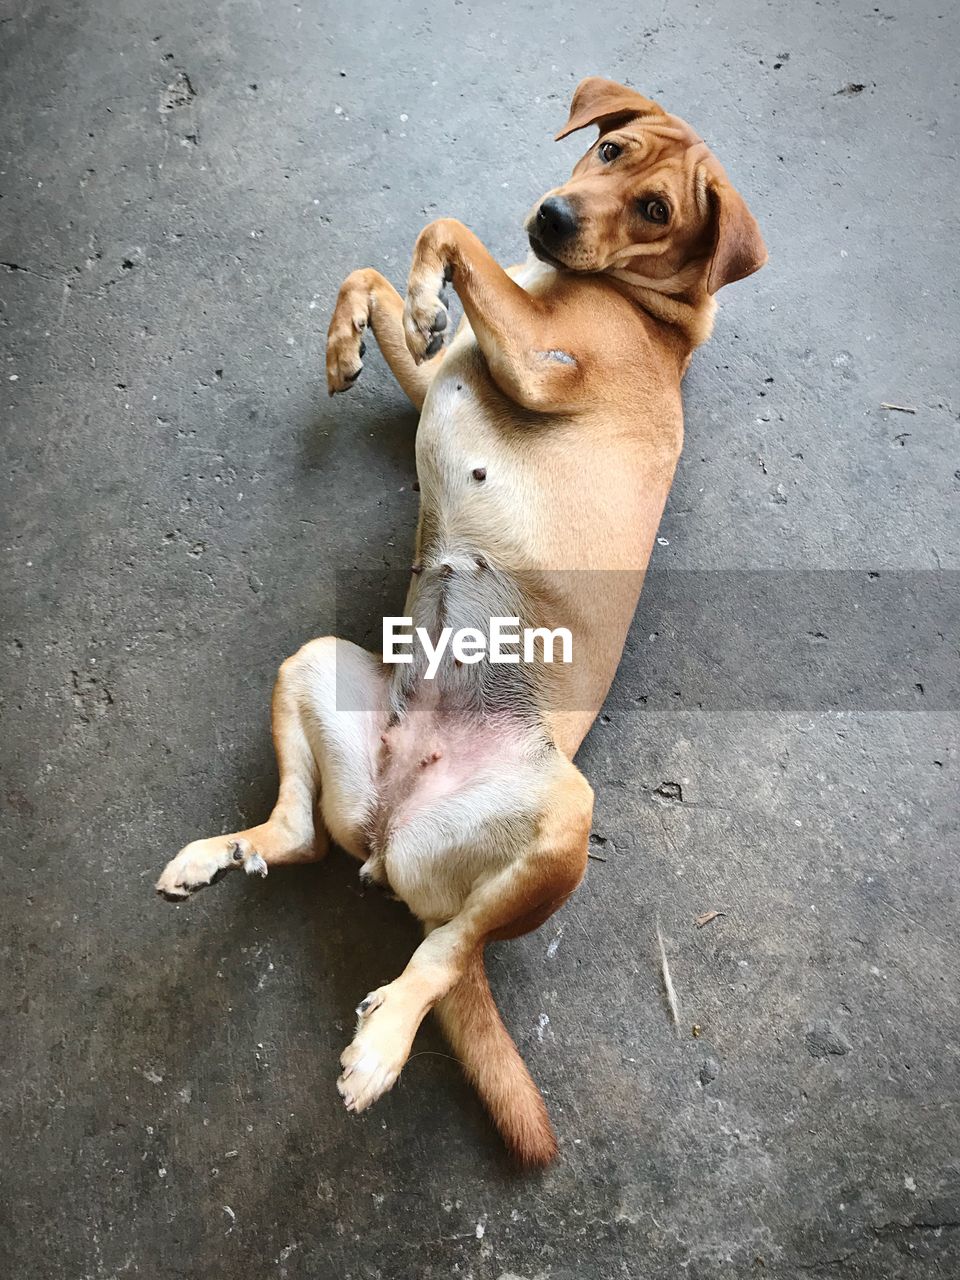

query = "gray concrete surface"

[{"left": 2, "top": 0, "right": 958, "bottom": 1276}]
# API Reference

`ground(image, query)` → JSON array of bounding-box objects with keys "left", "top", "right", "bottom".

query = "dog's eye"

[
  {"left": 598, "top": 141, "right": 622, "bottom": 163},
  {"left": 640, "top": 198, "right": 670, "bottom": 225}
]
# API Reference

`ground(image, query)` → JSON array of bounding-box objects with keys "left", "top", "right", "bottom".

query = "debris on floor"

[
  {"left": 656, "top": 918, "right": 680, "bottom": 1032},
  {"left": 695, "top": 910, "right": 726, "bottom": 929}
]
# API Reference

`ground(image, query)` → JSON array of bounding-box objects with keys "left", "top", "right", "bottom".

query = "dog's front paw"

[
  {"left": 404, "top": 220, "right": 460, "bottom": 364},
  {"left": 326, "top": 270, "right": 373, "bottom": 394},
  {"left": 155, "top": 835, "right": 267, "bottom": 902},
  {"left": 403, "top": 276, "right": 449, "bottom": 365},
  {"left": 326, "top": 326, "right": 367, "bottom": 396}
]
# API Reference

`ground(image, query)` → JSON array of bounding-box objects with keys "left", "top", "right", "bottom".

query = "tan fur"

[{"left": 157, "top": 79, "right": 766, "bottom": 1166}]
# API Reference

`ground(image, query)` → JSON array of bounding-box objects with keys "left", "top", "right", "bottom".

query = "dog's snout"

[{"left": 536, "top": 196, "right": 578, "bottom": 243}]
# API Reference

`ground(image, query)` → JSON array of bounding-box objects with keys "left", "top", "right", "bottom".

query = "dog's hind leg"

[
  {"left": 336, "top": 752, "right": 593, "bottom": 1154},
  {"left": 326, "top": 267, "right": 447, "bottom": 409},
  {"left": 156, "top": 637, "right": 387, "bottom": 902}
]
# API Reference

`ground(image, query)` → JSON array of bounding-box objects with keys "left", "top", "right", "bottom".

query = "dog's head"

[{"left": 525, "top": 77, "right": 767, "bottom": 296}]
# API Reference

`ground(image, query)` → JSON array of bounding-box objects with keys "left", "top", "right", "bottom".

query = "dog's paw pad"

[{"left": 403, "top": 275, "right": 449, "bottom": 363}]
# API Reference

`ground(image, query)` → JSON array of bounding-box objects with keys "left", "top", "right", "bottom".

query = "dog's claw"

[{"left": 354, "top": 987, "right": 385, "bottom": 1022}]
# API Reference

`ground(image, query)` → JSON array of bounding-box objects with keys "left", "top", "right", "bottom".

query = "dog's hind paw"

[
  {"left": 337, "top": 982, "right": 414, "bottom": 1113},
  {"left": 155, "top": 835, "right": 267, "bottom": 902}
]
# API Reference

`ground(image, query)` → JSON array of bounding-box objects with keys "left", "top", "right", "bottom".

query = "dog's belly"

[
  {"left": 413, "top": 341, "right": 544, "bottom": 562},
  {"left": 374, "top": 706, "right": 546, "bottom": 921},
  {"left": 407, "top": 335, "right": 652, "bottom": 757},
  {"left": 413, "top": 336, "right": 652, "bottom": 576}
]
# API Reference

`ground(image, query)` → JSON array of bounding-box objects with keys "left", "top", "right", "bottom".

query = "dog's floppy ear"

[
  {"left": 704, "top": 176, "right": 768, "bottom": 293},
  {"left": 555, "top": 77, "right": 666, "bottom": 140}
]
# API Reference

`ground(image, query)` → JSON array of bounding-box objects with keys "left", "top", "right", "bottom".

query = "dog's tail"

[{"left": 433, "top": 947, "right": 558, "bottom": 1166}]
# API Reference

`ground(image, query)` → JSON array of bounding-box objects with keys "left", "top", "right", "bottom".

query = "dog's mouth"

[{"left": 527, "top": 233, "right": 571, "bottom": 271}]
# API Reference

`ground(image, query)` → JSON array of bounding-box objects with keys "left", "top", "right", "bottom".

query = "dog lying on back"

[{"left": 157, "top": 78, "right": 766, "bottom": 1164}]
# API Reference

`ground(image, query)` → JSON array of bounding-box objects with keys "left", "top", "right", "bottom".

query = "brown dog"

[{"left": 157, "top": 78, "right": 766, "bottom": 1165}]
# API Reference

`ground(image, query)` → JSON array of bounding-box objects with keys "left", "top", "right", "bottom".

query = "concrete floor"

[{"left": 2, "top": 0, "right": 958, "bottom": 1276}]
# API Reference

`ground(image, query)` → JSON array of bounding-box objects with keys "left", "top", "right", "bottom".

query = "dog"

[{"left": 156, "top": 77, "right": 766, "bottom": 1165}]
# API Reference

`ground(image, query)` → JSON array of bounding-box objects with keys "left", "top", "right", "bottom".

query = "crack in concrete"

[{"left": 1, "top": 260, "right": 55, "bottom": 281}]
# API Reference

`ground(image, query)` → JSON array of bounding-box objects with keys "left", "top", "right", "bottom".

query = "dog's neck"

[
  {"left": 518, "top": 251, "right": 716, "bottom": 359},
  {"left": 603, "top": 242, "right": 718, "bottom": 352},
  {"left": 609, "top": 275, "right": 717, "bottom": 353}
]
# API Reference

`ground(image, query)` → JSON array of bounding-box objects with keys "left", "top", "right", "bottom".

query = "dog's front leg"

[
  {"left": 404, "top": 219, "right": 584, "bottom": 412},
  {"left": 327, "top": 267, "right": 446, "bottom": 410}
]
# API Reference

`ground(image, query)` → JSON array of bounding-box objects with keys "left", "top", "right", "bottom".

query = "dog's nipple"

[{"left": 472, "top": 467, "right": 487, "bottom": 482}]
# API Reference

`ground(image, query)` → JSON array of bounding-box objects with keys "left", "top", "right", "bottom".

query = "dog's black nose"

[{"left": 536, "top": 196, "right": 578, "bottom": 243}]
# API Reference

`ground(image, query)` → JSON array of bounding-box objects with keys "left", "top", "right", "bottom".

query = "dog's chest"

[
  {"left": 414, "top": 346, "right": 521, "bottom": 537},
  {"left": 414, "top": 258, "right": 557, "bottom": 527}
]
